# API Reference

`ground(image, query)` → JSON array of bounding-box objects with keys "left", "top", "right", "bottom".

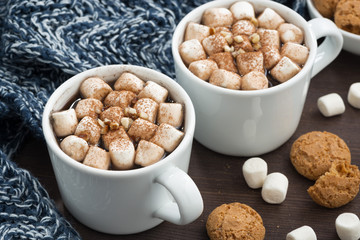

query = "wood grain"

[{"left": 14, "top": 50, "right": 360, "bottom": 239}]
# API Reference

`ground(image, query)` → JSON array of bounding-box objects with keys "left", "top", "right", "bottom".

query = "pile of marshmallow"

[
  {"left": 51, "top": 73, "right": 184, "bottom": 170},
  {"left": 179, "top": 1, "right": 309, "bottom": 90},
  {"left": 243, "top": 157, "right": 360, "bottom": 240}
]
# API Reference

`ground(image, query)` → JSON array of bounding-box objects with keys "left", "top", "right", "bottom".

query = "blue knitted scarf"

[{"left": 0, "top": 0, "right": 307, "bottom": 238}]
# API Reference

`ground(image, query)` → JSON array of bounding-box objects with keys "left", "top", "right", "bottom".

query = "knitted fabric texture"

[{"left": 0, "top": 0, "right": 307, "bottom": 238}]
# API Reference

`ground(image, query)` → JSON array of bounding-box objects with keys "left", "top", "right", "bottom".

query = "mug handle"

[
  {"left": 308, "top": 18, "right": 343, "bottom": 78},
  {"left": 153, "top": 166, "right": 203, "bottom": 225}
]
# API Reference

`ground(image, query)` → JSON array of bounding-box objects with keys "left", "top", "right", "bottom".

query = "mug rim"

[
  {"left": 171, "top": 0, "right": 318, "bottom": 97},
  {"left": 42, "top": 64, "right": 196, "bottom": 178}
]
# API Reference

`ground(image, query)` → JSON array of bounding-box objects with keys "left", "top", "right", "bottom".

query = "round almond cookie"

[
  {"left": 307, "top": 160, "right": 360, "bottom": 208},
  {"left": 334, "top": 0, "right": 360, "bottom": 35},
  {"left": 312, "top": 0, "right": 340, "bottom": 19},
  {"left": 290, "top": 131, "right": 351, "bottom": 181},
  {"left": 206, "top": 202, "right": 265, "bottom": 240}
]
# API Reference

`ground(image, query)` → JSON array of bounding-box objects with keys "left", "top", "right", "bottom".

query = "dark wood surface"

[{"left": 14, "top": 50, "right": 360, "bottom": 239}]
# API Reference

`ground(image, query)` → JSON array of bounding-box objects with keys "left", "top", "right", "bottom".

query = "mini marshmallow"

[
  {"left": 188, "top": 59, "right": 219, "bottom": 81},
  {"left": 127, "top": 118, "right": 158, "bottom": 142},
  {"left": 185, "top": 22, "right": 211, "bottom": 42},
  {"left": 138, "top": 81, "right": 169, "bottom": 103},
  {"left": 262, "top": 45, "right": 281, "bottom": 69},
  {"left": 210, "top": 52, "right": 237, "bottom": 72},
  {"left": 317, "top": 93, "right": 345, "bottom": 117},
  {"left": 179, "top": 39, "right": 207, "bottom": 66},
  {"left": 109, "top": 138, "right": 135, "bottom": 170},
  {"left": 281, "top": 42, "right": 309, "bottom": 65},
  {"left": 241, "top": 71, "right": 268, "bottom": 90},
  {"left": 271, "top": 56, "right": 301, "bottom": 83},
  {"left": 347, "top": 82, "right": 360, "bottom": 109},
  {"left": 102, "top": 127, "right": 129, "bottom": 150},
  {"left": 286, "top": 226, "right": 317, "bottom": 240},
  {"left": 278, "top": 23, "right": 304, "bottom": 44},
  {"left": 104, "top": 90, "right": 136, "bottom": 109},
  {"left": 258, "top": 8, "right": 285, "bottom": 30},
  {"left": 135, "top": 140, "right": 165, "bottom": 167},
  {"left": 113, "top": 72, "right": 145, "bottom": 94},
  {"left": 51, "top": 108, "right": 78, "bottom": 137},
  {"left": 261, "top": 172, "right": 288, "bottom": 204},
  {"left": 202, "top": 34, "right": 229, "bottom": 56},
  {"left": 336, "top": 213, "right": 360, "bottom": 240},
  {"left": 230, "top": 1, "right": 255, "bottom": 20},
  {"left": 75, "top": 98, "right": 103, "bottom": 119},
  {"left": 202, "top": 7, "right": 233, "bottom": 27},
  {"left": 74, "top": 116, "right": 101, "bottom": 145},
  {"left": 209, "top": 69, "right": 241, "bottom": 90},
  {"left": 134, "top": 98, "right": 159, "bottom": 123},
  {"left": 150, "top": 123, "right": 184, "bottom": 152},
  {"left": 79, "top": 77, "right": 112, "bottom": 101},
  {"left": 242, "top": 157, "right": 268, "bottom": 189},
  {"left": 257, "top": 28, "right": 280, "bottom": 49},
  {"left": 83, "top": 146, "right": 110, "bottom": 170},
  {"left": 157, "top": 103, "right": 184, "bottom": 128},
  {"left": 60, "top": 135, "right": 89, "bottom": 161},
  {"left": 99, "top": 106, "right": 123, "bottom": 124},
  {"left": 236, "top": 51, "right": 264, "bottom": 75},
  {"left": 232, "top": 20, "right": 256, "bottom": 36}
]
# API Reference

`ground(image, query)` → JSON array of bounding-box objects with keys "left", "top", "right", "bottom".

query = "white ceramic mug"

[
  {"left": 172, "top": 0, "right": 343, "bottom": 156},
  {"left": 42, "top": 65, "right": 203, "bottom": 234}
]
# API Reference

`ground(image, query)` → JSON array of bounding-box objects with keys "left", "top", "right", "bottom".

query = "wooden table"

[{"left": 15, "top": 50, "right": 360, "bottom": 239}]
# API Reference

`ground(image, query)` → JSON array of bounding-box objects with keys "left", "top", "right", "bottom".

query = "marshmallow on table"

[
  {"left": 179, "top": 39, "right": 207, "bottom": 66},
  {"left": 135, "top": 140, "right": 165, "bottom": 167},
  {"left": 157, "top": 103, "right": 184, "bottom": 128},
  {"left": 257, "top": 28, "right": 280, "bottom": 49},
  {"left": 185, "top": 22, "right": 211, "bottom": 42},
  {"left": 236, "top": 51, "right": 264, "bottom": 75},
  {"left": 286, "top": 226, "right": 317, "bottom": 240},
  {"left": 242, "top": 157, "right": 268, "bottom": 189},
  {"left": 60, "top": 135, "right": 89, "bottom": 161},
  {"left": 104, "top": 90, "right": 136, "bottom": 109},
  {"left": 232, "top": 20, "right": 256, "bottom": 36},
  {"left": 79, "top": 77, "right": 112, "bottom": 101},
  {"left": 317, "top": 93, "right": 345, "bottom": 117},
  {"left": 281, "top": 42, "right": 309, "bottom": 65},
  {"left": 277, "top": 23, "right": 304, "bottom": 44},
  {"left": 83, "top": 146, "right": 110, "bottom": 170},
  {"left": 210, "top": 52, "right": 238, "bottom": 73},
  {"left": 109, "top": 138, "right": 135, "bottom": 170},
  {"left": 241, "top": 71, "right": 268, "bottom": 90},
  {"left": 258, "top": 8, "right": 285, "bottom": 30},
  {"left": 138, "top": 81, "right": 169, "bottom": 103},
  {"left": 102, "top": 127, "right": 129, "bottom": 150},
  {"left": 127, "top": 118, "right": 158, "bottom": 142},
  {"left": 189, "top": 59, "right": 219, "bottom": 81},
  {"left": 271, "top": 56, "right": 301, "bottom": 83},
  {"left": 75, "top": 98, "right": 103, "bottom": 119},
  {"left": 74, "top": 116, "right": 101, "bottom": 145},
  {"left": 336, "top": 213, "right": 360, "bottom": 240},
  {"left": 99, "top": 106, "right": 123, "bottom": 124},
  {"left": 348, "top": 82, "right": 360, "bottom": 109},
  {"left": 262, "top": 45, "right": 281, "bottom": 69},
  {"left": 150, "top": 123, "right": 184, "bottom": 152},
  {"left": 209, "top": 69, "right": 241, "bottom": 90},
  {"left": 202, "top": 34, "right": 229, "bottom": 56},
  {"left": 261, "top": 172, "right": 288, "bottom": 204},
  {"left": 230, "top": 1, "right": 255, "bottom": 20},
  {"left": 51, "top": 108, "right": 78, "bottom": 137},
  {"left": 201, "top": 8, "right": 233, "bottom": 27},
  {"left": 134, "top": 98, "right": 159, "bottom": 123},
  {"left": 114, "top": 72, "right": 145, "bottom": 94}
]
